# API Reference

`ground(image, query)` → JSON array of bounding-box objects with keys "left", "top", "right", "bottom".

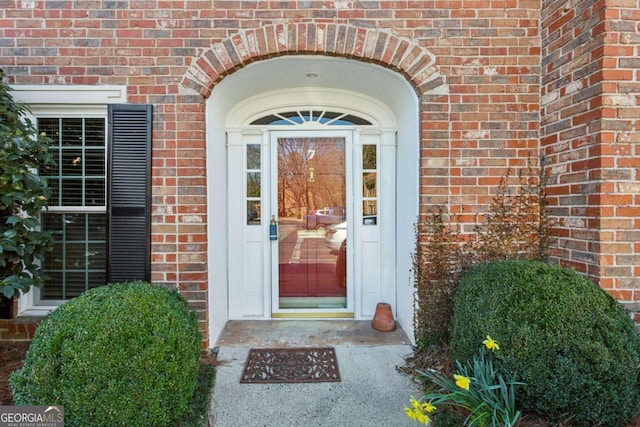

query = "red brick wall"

[
  {"left": 11, "top": 1, "right": 640, "bottom": 341},
  {"left": 541, "top": 0, "right": 607, "bottom": 276},
  {"left": 416, "top": 0, "right": 541, "bottom": 226},
  {"left": 541, "top": 0, "right": 640, "bottom": 319},
  {"left": 603, "top": 0, "right": 640, "bottom": 320}
]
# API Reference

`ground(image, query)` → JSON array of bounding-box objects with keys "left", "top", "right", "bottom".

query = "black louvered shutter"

[{"left": 107, "top": 104, "right": 152, "bottom": 283}]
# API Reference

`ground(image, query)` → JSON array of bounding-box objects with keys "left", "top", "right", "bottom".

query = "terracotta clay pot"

[{"left": 371, "top": 302, "right": 396, "bottom": 332}]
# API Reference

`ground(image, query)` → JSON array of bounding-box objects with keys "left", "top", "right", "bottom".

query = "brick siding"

[
  {"left": 0, "top": 0, "right": 637, "bottom": 342},
  {"left": 541, "top": 0, "right": 640, "bottom": 319}
]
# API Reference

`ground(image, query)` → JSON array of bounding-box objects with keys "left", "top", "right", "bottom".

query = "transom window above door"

[{"left": 250, "top": 110, "right": 372, "bottom": 126}]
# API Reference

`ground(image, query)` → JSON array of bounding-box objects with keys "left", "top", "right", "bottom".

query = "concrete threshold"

[
  {"left": 214, "top": 319, "right": 413, "bottom": 348},
  {"left": 209, "top": 320, "right": 419, "bottom": 427}
]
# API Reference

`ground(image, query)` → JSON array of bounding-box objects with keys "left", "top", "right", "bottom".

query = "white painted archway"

[{"left": 206, "top": 56, "right": 419, "bottom": 344}]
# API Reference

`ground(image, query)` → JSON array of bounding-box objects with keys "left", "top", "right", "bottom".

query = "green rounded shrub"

[
  {"left": 10, "top": 281, "right": 202, "bottom": 427},
  {"left": 450, "top": 260, "right": 640, "bottom": 426}
]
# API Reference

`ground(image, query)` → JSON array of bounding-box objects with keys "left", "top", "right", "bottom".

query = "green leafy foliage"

[
  {"left": 412, "top": 163, "right": 552, "bottom": 347},
  {"left": 0, "top": 69, "right": 55, "bottom": 298},
  {"left": 10, "top": 281, "right": 202, "bottom": 427},
  {"left": 407, "top": 336, "right": 522, "bottom": 427},
  {"left": 180, "top": 363, "right": 216, "bottom": 427},
  {"left": 418, "top": 348, "right": 521, "bottom": 426},
  {"left": 450, "top": 260, "right": 640, "bottom": 426}
]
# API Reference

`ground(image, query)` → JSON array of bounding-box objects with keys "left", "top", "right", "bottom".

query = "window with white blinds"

[{"left": 38, "top": 117, "right": 107, "bottom": 300}]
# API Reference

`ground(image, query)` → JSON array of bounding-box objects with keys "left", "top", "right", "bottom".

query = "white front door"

[
  {"left": 270, "top": 130, "right": 354, "bottom": 317},
  {"left": 226, "top": 112, "right": 394, "bottom": 321}
]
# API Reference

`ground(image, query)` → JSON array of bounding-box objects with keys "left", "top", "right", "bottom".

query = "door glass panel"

[
  {"left": 363, "top": 144, "right": 376, "bottom": 169},
  {"left": 362, "top": 144, "right": 378, "bottom": 225},
  {"left": 247, "top": 200, "right": 261, "bottom": 225},
  {"left": 247, "top": 172, "right": 261, "bottom": 197},
  {"left": 247, "top": 144, "right": 261, "bottom": 169},
  {"left": 362, "top": 172, "right": 377, "bottom": 197},
  {"left": 246, "top": 144, "right": 261, "bottom": 225},
  {"left": 276, "top": 137, "right": 347, "bottom": 309}
]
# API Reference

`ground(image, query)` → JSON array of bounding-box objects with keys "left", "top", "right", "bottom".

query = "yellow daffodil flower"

[
  {"left": 405, "top": 407, "right": 418, "bottom": 420},
  {"left": 410, "top": 397, "right": 422, "bottom": 410},
  {"left": 405, "top": 407, "right": 431, "bottom": 425},
  {"left": 422, "top": 401, "right": 437, "bottom": 413},
  {"left": 483, "top": 335, "right": 499, "bottom": 351},
  {"left": 416, "top": 411, "right": 430, "bottom": 425},
  {"left": 406, "top": 397, "right": 433, "bottom": 425},
  {"left": 454, "top": 374, "right": 471, "bottom": 390}
]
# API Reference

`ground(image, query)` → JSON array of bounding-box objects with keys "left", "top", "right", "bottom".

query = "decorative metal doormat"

[{"left": 240, "top": 347, "right": 341, "bottom": 383}]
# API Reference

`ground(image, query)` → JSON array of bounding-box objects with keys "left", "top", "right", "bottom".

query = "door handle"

[{"left": 269, "top": 215, "right": 278, "bottom": 241}]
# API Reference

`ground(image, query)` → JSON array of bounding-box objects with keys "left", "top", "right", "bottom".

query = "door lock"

[{"left": 269, "top": 215, "right": 278, "bottom": 241}]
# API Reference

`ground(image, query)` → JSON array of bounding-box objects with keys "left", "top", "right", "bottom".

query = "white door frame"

[
  {"left": 223, "top": 89, "right": 398, "bottom": 323},
  {"left": 226, "top": 125, "right": 394, "bottom": 321},
  {"left": 269, "top": 129, "right": 355, "bottom": 317}
]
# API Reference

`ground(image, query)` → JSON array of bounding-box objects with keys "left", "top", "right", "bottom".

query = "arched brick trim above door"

[{"left": 180, "top": 23, "right": 446, "bottom": 97}]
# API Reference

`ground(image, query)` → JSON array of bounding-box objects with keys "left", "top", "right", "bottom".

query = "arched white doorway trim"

[
  {"left": 206, "top": 56, "right": 419, "bottom": 345},
  {"left": 226, "top": 88, "right": 396, "bottom": 129}
]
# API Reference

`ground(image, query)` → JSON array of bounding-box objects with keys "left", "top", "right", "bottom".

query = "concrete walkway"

[{"left": 208, "top": 320, "right": 422, "bottom": 427}]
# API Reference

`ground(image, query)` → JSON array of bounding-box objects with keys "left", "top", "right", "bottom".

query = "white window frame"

[{"left": 10, "top": 85, "right": 126, "bottom": 316}]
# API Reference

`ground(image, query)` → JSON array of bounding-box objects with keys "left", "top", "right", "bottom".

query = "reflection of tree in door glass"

[
  {"left": 277, "top": 137, "right": 347, "bottom": 308},
  {"left": 277, "top": 138, "right": 345, "bottom": 218}
]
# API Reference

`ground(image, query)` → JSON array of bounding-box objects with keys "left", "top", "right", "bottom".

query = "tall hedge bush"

[
  {"left": 450, "top": 260, "right": 640, "bottom": 426},
  {"left": 10, "top": 281, "right": 202, "bottom": 427}
]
